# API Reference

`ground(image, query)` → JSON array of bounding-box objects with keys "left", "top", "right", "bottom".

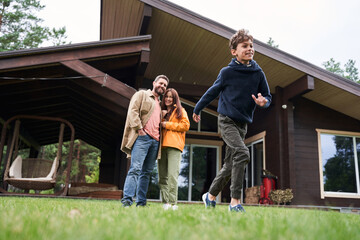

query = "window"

[
  {"left": 245, "top": 140, "right": 264, "bottom": 187},
  {"left": 147, "top": 164, "right": 160, "bottom": 200},
  {"left": 179, "top": 144, "right": 219, "bottom": 201},
  {"left": 181, "top": 101, "right": 218, "bottom": 133},
  {"left": 317, "top": 129, "right": 360, "bottom": 199},
  {"left": 147, "top": 144, "right": 220, "bottom": 202},
  {"left": 182, "top": 103, "right": 198, "bottom": 131},
  {"left": 243, "top": 132, "right": 266, "bottom": 200}
]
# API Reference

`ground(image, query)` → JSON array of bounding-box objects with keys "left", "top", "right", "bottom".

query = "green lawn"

[{"left": 0, "top": 196, "right": 359, "bottom": 240}]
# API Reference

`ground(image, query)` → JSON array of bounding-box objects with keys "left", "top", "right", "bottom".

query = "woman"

[{"left": 159, "top": 88, "right": 190, "bottom": 210}]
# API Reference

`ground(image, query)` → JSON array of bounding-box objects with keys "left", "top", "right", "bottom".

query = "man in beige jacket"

[{"left": 121, "top": 75, "right": 169, "bottom": 207}]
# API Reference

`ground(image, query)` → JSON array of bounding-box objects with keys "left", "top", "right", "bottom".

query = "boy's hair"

[
  {"left": 229, "top": 29, "right": 253, "bottom": 50},
  {"left": 154, "top": 74, "right": 169, "bottom": 84}
]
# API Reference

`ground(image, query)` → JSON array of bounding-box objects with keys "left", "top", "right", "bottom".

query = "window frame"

[
  {"left": 243, "top": 131, "right": 266, "bottom": 201},
  {"left": 180, "top": 98, "right": 219, "bottom": 135},
  {"left": 185, "top": 139, "right": 223, "bottom": 202},
  {"left": 244, "top": 131, "right": 267, "bottom": 173},
  {"left": 316, "top": 129, "right": 360, "bottom": 199}
]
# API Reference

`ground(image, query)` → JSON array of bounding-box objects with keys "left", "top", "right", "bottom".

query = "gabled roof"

[
  {"left": 101, "top": 0, "right": 360, "bottom": 121},
  {"left": 0, "top": 36, "right": 151, "bottom": 150}
]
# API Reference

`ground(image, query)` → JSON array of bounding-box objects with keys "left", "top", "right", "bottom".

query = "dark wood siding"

[
  {"left": 248, "top": 96, "right": 360, "bottom": 207},
  {"left": 293, "top": 97, "right": 360, "bottom": 206},
  {"left": 248, "top": 103, "right": 279, "bottom": 177}
]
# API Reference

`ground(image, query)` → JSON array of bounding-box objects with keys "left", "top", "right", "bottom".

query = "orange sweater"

[{"left": 161, "top": 107, "right": 190, "bottom": 152}]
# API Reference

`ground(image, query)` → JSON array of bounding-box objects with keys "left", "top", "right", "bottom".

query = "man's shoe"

[
  {"left": 228, "top": 204, "right": 246, "bottom": 213},
  {"left": 121, "top": 201, "right": 132, "bottom": 208},
  {"left": 202, "top": 192, "right": 216, "bottom": 209},
  {"left": 171, "top": 205, "right": 178, "bottom": 211},
  {"left": 136, "top": 203, "right": 147, "bottom": 208}
]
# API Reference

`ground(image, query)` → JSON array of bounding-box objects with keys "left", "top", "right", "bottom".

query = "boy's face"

[{"left": 231, "top": 39, "right": 254, "bottom": 64}]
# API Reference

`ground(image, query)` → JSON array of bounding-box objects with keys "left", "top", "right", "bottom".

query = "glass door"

[{"left": 178, "top": 144, "right": 219, "bottom": 201}]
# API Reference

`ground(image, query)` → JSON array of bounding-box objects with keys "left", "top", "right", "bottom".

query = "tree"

[
  {"left": 322, "top": 58, "right": 359, "bottom": 83},
  {"left": 0, "top": 0, "right": 68, "bottom": 51},
  {"left": 41, "top": 140, "right": 101, "bottom": 184},
  {"left": 267, "top": 37, "right": 279, "bottom": 48},
  {"left": 344, "top": 59, "right": 359, "bottom": 82}
]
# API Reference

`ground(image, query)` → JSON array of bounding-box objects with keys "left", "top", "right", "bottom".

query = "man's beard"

[{"left": 155, "top": 86, "right": 165, "bottom": 96}]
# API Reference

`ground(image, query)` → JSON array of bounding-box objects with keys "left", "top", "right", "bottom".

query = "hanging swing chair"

[{"left": 0, "top": 115, "right": 75, "bottom": 196}]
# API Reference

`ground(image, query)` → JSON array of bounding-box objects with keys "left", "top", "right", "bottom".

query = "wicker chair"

[
  {"left": 0, "top": 115, "right": 75, "bottom": 195},
  {"left": 5, "top": 156, "right": 58, "bottom": 191}
]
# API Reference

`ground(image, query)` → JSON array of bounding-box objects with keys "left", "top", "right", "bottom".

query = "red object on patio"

[{"left": 259, "top": 174, "right": 277, "bottom": 204}]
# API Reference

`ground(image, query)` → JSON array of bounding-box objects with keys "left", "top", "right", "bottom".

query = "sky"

[{"left": 38, "top": 0, "right": 360, "bottom": 70}]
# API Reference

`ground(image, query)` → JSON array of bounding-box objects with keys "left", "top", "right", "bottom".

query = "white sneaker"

[
  {"left": 163, "top": 203, "right": 171, "bottom": 210},
  {"left": 172, "top": 205, "right": 178, "bottom": 211}
]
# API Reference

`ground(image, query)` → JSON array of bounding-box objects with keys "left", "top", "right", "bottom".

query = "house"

[
  {"left": 0, "top": 0, "right": 359, "bottom": 207},
  {"left": 100, "top": 0, "right": 360, "bottom": 207}
]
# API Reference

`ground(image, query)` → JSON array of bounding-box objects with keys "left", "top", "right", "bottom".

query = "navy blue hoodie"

[{"left": 194, "top": 58, "right": 272, "bottom": 123}]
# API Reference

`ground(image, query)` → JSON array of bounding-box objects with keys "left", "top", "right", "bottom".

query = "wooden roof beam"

[
  {"left": 135, "top": 49, "right": 150, "bottom": 89},
  {"left": 139, "top": 4, "right": 152, "bottom": 35},
  {"left": 61, "top": 59, "right": 136, "bottom": 108},
  {"left": 137, "top": 49, "right": 150, "bottom": 76},
  {"left": 283, "top": 75, "right": 314, "bottom": 101},
  {"left": 0, "top": 36, "right": 151, "bottom": 71},
  {"left": 66, "top": 82, "right": 126, "bottom": 117}
]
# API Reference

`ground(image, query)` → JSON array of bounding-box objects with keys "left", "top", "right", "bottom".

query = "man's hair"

[
  {"left": 229, "top": 29, "right": 253, "bottom": 50},
  {"left": 154, "top": 74, "right": 169, "bottom": 83}
]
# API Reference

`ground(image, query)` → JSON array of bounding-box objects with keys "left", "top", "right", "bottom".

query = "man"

[{"left": 121, "top": 75, "right": 169, "bottom": 207}]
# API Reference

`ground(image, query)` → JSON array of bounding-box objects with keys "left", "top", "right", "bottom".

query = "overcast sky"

[{"left": 38, "top": 0, "right": 360, "bottom": 70}]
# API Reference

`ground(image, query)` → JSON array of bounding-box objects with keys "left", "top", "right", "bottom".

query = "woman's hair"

[
  {"left": 229, "top": 29, "right": 253, "bottom": 50},
  {"left": 161, "top": 88, "right": 183, "bottom": 119}
]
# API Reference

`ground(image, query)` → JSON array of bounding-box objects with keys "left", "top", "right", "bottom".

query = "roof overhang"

[
  {"left": 101, "top": 0, "right": 360, "bottom": 121},
  {"left": 0, "top": 35, "right": 151, "bottom": 150}
]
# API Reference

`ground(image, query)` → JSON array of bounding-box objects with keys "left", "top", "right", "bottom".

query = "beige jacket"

[{"left": 121, "top": 89, "right": 161, "bottom": 159}]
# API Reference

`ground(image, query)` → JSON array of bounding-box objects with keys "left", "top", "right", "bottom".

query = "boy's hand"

[
  {"left": 252, "top": 93, "right": 268, "bottom": 107},
  {"left": 192, "top": 113, "right": 201, "bottom": 123}
]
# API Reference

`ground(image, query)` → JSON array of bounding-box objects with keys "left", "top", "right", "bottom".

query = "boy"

[{"left": 192, "top": 29, "right": 272, "bottom": 212}]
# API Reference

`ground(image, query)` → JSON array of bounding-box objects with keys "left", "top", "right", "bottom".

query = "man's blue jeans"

[{"left": 121, "top": 134, "right": 159, "bottom": 206}]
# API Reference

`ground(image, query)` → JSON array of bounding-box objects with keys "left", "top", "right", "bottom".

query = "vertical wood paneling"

[
  {"left": 101, "top": 0, "right": 144, "bottom": 39},
  {"left": 292, "top": 97, "right": 360, "bottom": 206}
]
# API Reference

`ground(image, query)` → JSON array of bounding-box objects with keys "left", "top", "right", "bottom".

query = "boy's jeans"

[
  {"left": 121, "top": 134, "right": 159, "bottom": 206},
  {"left": 208, "top": 114, "right": 250, "bottom": 199}
]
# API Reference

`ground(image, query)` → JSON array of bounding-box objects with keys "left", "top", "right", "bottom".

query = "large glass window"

[
  {"left": 148, "top": 144, "right": 219, "bottom": 202},
  {"left": 181, "top": 102, "right": 218, "bottom": 133},
  {"left": 319, "top": 132, "right": 360, "bottom": 197},
  {"left": 191, "top": 146, "right": 218, "bottom": 201},
  {"left": 178, "top": 144, "right": 219, "bottom": 201},
  {"left": 200, "top": 111, "right": 218, "bottom": 132},
  {"left": 182, "top": 103, "right": 198, "bottom": 131},
  {"left": 147, "top": 164, "right": 160, "bottom": 200},
  {"left": 178, "top": 146, "right": 190, "bottom": 200}
]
